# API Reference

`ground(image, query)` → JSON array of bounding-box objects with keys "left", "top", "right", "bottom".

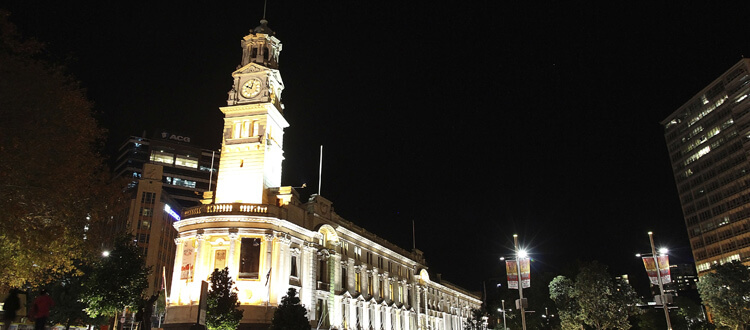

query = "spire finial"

[{"left": 263, "top": 0, "right": 268, "bottom": 20}]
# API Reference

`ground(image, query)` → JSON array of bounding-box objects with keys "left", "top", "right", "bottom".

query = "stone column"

[
  {"left": 302, "top": 243, "right": 317, "bottom": 320},
  {"left": 263, "top": 234, "right": 275, "bottom": 304},
  {"left": 227, "top": 232, "right": 238, "bottom": 280},
  {"left": 273, "top": 233, "right": 291, "bottom": 304},
  {"left": 170, "top": 237, "right": 183, "bottom": 305},
  {"left": 415, "top": 285, "right": 421, "bottom": 330}
]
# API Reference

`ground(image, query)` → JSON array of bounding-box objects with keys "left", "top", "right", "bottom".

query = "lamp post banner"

[
  {"left": 519, "top": 258, "right": 531, "bottom": 288},
  {"left": 642, "top": 256, "right": 671, "bottom": 285},
  {"left": 505, "top": 260, "right": 518, "bottom": 289}
]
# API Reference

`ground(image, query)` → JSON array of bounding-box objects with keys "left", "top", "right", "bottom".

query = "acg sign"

[{"left": 161, "top": 131, "right": 191, "bottom": 143}]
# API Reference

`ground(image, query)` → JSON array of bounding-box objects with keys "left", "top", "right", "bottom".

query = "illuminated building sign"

[
  {"left": 161, "top": 131, "right": 191, "bottom": 143},
  {"left": 164, "top": 204, "right": 181, "bottom": 221}
]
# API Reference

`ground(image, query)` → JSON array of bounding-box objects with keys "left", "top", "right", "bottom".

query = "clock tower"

[{"left": 214, "top": 19, "right": 287, "bottom": 204}]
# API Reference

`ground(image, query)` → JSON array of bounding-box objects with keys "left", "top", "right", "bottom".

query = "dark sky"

[{"left": 6, "top": 1, "right": 750, "bottom": 294}]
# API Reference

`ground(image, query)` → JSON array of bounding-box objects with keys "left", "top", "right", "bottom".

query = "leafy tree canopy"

[
  {"left": 269, "top": 287, "right": 308, "bottom": 330},
  {"left": 0, "top": 10, "right": 127, "bottom": 290},
  {"left": 207, "top": 267, "right": 243, "bottom": 330},
  {"left": 81, "top": 235, "right": 150, "bottom": 319},
  {"left": 47, "top": 261, "right": 104, "bottom": 329},
  {"left": 549, "top": 262, "right": 642, "bottom": 330},
  {"left": 697, "top": 261, "right": 750, "bottom": 330}
]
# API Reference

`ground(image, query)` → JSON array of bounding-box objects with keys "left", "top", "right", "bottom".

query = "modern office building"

[
  {"left": 164, "top": 19, "right": 482, "bottom": 330},
  {"left": 124, "top": 163, "right": 182, "bottom": 295},
  {"left": 661, "top": 59, "right": 750, "bottom": 275},
  {"left": 114, "top": 133, "right": 220, "bottom": 208},
  {"left": 665, "top": 264, "right": 699, "bottom": 295}
]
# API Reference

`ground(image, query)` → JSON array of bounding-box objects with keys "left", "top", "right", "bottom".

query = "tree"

[
  {"left": 0, "top": 10, "right": 128, "bottom": 290},
  {"left": 269, "top": 287, "right": 308, "bottom": 330},
  {"left": 697, "top": 261, "right": 750, "bottom": 330},
  {"left": 549, "top": 275, "right": 584, "bottom": 330},
  {"left": 206, "top": 267, "right": 244, "bottom": 330},
  {"left": 549, "top": 262, "right": 642, "bottom": 330},
  {"left": 463, "top": 308, "right": 485, "bottom": 330},
  {"left": 81, "top": 235, "right": 150, "bottom": 323},
  {"left": 47, "top": 261, "right": 106, "bottom": 330}
]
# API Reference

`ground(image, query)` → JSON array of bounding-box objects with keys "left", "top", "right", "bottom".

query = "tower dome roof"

[{"left": 253, "top": 19, "right": 274, "bottom": 35}]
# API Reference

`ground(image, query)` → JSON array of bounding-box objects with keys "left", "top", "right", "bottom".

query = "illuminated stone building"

[
  {"left": 661, "top": 59, "right": 750, "bottom": 275},
  {"left": 164, "top": 19, "right": 482, "bottom": 330}
]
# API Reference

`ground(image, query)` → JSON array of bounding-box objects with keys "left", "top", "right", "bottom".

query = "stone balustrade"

[{"left": 182, "top": 203, "right": 278, "bottom": 219}]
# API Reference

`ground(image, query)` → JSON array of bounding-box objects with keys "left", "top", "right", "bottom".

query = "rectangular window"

[
  {"left": 139, "top": 220, "right": 151, "bottom": 230},
  {"left": 175, "top": 155, "right": 198, "bottom": 168},
  {"left": 399, "top": 285, "right": 403, "bottom": 302},
  {"left": 150, "top": 150, "right": 174, "bottom": 165},
  {"left": 291, "top": 256, "right": 298, "bottom": 277},
  {"left": 389, "top": 283, "right": 393, "bottom": 299},
  {"left": 341, "top": 267, "right": 348, "bottom": 289},
  {"left": 367, "top": 275, "right": 373, "bottom": 295},
  {"left": 242, "top": 120, "right": 251, "bottom": 138},
  {"left": 239, "top": 238, "right": 261, "bottom": 279},
  {"left": 318, "top": 259, "right": 328, "bottom": 282},
  {"left": 141, "top": 192, "right": 155, "bottom": 204},
  {"left": 355, "top": 272, "right": 361, "bottom": 292},
  {"left": 379, "top": 279, "right": 384, "bottom": 298},
  {"left": 171, "top": 177, "right": 197, "bottom": 188},
  {"left": 233, "top": 122, "right": 242, "bottom": 139},
  {"left": 141, "top": 207, "right": 153, "bottom": 216}
]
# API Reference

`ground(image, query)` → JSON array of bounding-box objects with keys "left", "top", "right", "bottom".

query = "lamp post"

[
  {"left": 514, "top": 234, "right": 527, "bottom": 330},
  {"left": 648, "top": 232, "right": 672, "bottom": 330},
  {"left": 499, "top": 300, "right": 507, "bottom": 330}
]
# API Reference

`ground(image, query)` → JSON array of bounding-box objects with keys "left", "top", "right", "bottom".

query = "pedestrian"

[
  {"left": 29, "top": 289, "right": 53, "bottom": 330},
  {"left": 2, "top": 289, "right": 21, "bottom": 330}
]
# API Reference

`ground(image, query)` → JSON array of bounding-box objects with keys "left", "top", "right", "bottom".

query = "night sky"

[{"left": 6, "top": 1, "right": 750, "bottom": 294}]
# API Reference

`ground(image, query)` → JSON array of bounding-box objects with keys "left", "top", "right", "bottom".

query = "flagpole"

[{"left": 318, "top": 145, "right": 323, "bottom": 195}]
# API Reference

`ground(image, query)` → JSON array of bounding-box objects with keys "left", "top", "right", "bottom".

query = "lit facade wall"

[
  {"left": 165, "top": 194, "right": 481, "bottom": 330},
  {"left": 661, "top": 59, "right": 750, "bottom": 275},
  {"left": 125, "top": 163, "right": 179, "bottom": 295}
]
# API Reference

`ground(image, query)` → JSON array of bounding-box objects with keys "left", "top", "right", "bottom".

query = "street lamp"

[
  {"left": 638, "top": 232, "right": 672, "bottom": 330},
  {"left": 497, "top": 300, "right": 511, "bottom": 330},
  {"left": 514, "top": 234, "right": 527, "bottom": 330}
]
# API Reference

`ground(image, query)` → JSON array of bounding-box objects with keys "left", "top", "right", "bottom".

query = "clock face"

[{"left": 241, "top": 78, "right": 262, "bottom": 98}]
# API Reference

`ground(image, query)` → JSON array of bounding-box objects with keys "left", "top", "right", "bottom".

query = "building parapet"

[{"left": 182, "top": 203, "right": 279, "bottom": 219}]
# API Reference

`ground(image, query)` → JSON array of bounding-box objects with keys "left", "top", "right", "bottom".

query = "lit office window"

[
  {"left": 150, "top": 150, "right": 174, "bottom": 165},
  {"left": 172, "top": 178, "right": 196, "bottom": 188},
  {"left": 175, "top": 155, "right": 198, "bottom": 168}
]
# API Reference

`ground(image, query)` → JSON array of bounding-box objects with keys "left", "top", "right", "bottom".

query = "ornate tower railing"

[{"left": 182, "top": 203, "right": 281, "bottom": 219}]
